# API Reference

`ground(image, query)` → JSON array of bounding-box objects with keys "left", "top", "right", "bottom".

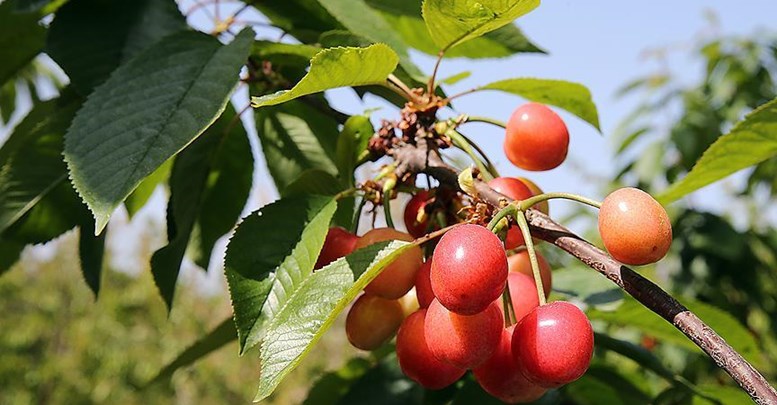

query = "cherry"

[
  {"left": 488, "top": 177, "right": 533, "bottom": 249},
  {"left": 355, "top": 228, "right": 423, "bottom": 299},
  {"left": 404, "top": 190, "right": 433, "bottom": 238},
  {"left": 512, "top": 301, "right": 593, "bottom": 388},
  {"left": 424, "top": 299, "right": 503, "bottom": 369},
  {"left": 504, "top": 102, "right": 569, "bottom": 171},
  {"left": 516, "top": 177, "right": 549, "bottom": 215},
  {"left": 315, "top": 226, "right": 358, "bottom": 270},
  {"left": 473, "top": 326, "right": 547, "bottom": 403},
  {"left": 414, "top": 261, "right": 434, "bottom": 308},
  {"left": 503, "top": 272, "right": 541, "bottom": 322},
  {"left": 598, "top": 187, "right": 672, "bottom": 265},
  {"left": 396, "top": 309, "right": 466, "bottom": 389},
  {"left": 345, "top": 294, "right": 405, "bottom": 351},
  {"left": 430, "top": 224, "right": 508, "bottom": 315},
  {"left": 507, "top": 251, "right": 552, "bottom": 298}
]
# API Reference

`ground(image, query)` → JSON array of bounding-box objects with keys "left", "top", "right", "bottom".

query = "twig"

[{"left": 391, "top": 141, "right": 777, "bottom": 405}]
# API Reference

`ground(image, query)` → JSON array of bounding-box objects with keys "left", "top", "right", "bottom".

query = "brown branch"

[{"left": 393, "top": 140, "right": 777, "bottom": 405}]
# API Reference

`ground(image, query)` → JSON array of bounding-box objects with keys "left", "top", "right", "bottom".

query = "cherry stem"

[
  {"left": 501, "top": 281, "right": 517, "bottom": 327},
  {"left": 382, "top": 188, "right": 395, "bottom": 229},
  {"left": 351, "top": 197, "right": 366, "bottom": 234},
  {"left": 464, "top": 115, "right": 507, "bottom": 129},
  {"left": 334, "top": 187, "right": 358, "bottom": 201},
  {"left": 446, "top": 129, "right": 497, "bottom": 181},
  {"left": 427, "top": 50, "right": 445, "bottom": 95},
  {"left": 514, "top": 210, "right": 547, "bottom": 306},
  {"left": 518, "top": 192, "right": 602, "bottom": 211},
  {"left": 486, "top": 204, "right": 518, "bottom": 233}
]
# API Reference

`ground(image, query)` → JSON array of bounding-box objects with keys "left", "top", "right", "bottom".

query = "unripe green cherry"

[{"left": 598, "top": 187, "right": 672, "bottom": 265}]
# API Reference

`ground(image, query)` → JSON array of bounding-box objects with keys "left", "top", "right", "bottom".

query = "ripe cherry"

[
  {"left": 414, "top": 261, "right": 434, "bottom": 308},
  {"left": 512, "top": 301, "right": 594, "bottom": 388},
  {"left": 488, "top": 177, "right": 534, "bottom": 249},
  {"left": 503, "top": 272, "right": 541, "bottom": 322},
  {"left": 473, "top": 326, "right": 547, "bottom": 403},
  {"left": 431, "top": 224, "right": 508, "bottom": 315},
  {"left": 424, "top": 299, "right": 503, "bottom": 369},
  {"left": 315, "top": 227, "right": 358, "bottom": 270},
  {"left": 404, "top": 190, "right": 432, "bottom": 238},
  {"left": 355, "top": 228, "right": 423, "bottom": 299},
  {"left": 507, "top": 251, "right": 552, "bottom": 298},
  {"left": 396, "top": 309, "right": 466, "bottom": 389},
  {"left": 345, "top": 294, "right": 405, "bottom": 351},
  {"left": 504, "top": 103, "right": 569, "bottom": 171},
  {"left": 516, "top": 177, "right": 549, "bottom": 215},
  {"left": 598, "top": 187, "right": 672, "bottom": 265}
]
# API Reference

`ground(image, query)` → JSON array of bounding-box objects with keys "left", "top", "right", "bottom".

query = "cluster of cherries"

[{"left": 312, "top": 102, "right": 672, "bottom": 403}]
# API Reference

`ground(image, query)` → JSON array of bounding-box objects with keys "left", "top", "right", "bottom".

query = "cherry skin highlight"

[
  {"left": 598, "top": 187, "right": 672, "bottom": 265},
  {"left": 507, "top": 251, "right": 552, "bottom": 298},
  {"left": 473, "top": 326, "right": 547, "bottom": 403},
  {"left": 355, "top": 228, "right": 423, "bottom": 299},
  {"left": 345, "top": 293, "right": 405, "bottom": 351},
  {"left": 414, "top": 261, "right": 434, "bottom": 308},
  {"left": 430, "top": 224, "right": 508, "bottom": 315},
  {"left": 404, "top": 190, "right": 433, "bottom": 238},
  {"left": 315, "top": 226, "right": 358, "bottom": 270},
  {"left": 424, "top": 299, "right": 503, "bottom": 369},
  {"left": 512, "top": 301, "right": 594, "bottom": 388},
  {"left": 504, "top": 102, "right": 569, "bottom": 171},
  {"left": 396, "top": 309, "right": 466, "bottom": 389},
  {"left": 488, "top": 177, "right": 534, "bottom": 249}
]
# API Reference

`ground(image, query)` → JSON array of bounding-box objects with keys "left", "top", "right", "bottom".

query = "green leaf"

[
  {"left": 78, "top": 216, "right": 105, "bottom": 297},
  {"left": 64, "top": 29, "right": 254, "bottom": 234},
  {"left": 335, "top": 115, "right": 374, "bottom": 185},
  {"left": 367, "top": 0, "right": 544, "bottom": 58},
  {"left": 225, "top": 196, "right": 338, "bottom": 353},
  {"left": 252, "top": 40, "right": 321, "bottom": 65},
  {"left": 314, "top": 0, "right": 424, "bottom": 80},
  {"left": 45, "top": 0, "right": 187, "bottom": 95},
  {"left": 151, "top": 106, "right": 252, "bottom": 309},
  {"left": 303, "top": 357, "right": 373, "bottom": 405},
  {"left": 0, "top": 1, "right": 45, "bottom": 86},
  {"left": 564, "top": 374, "right": 628, "bottom": 405},
  {"left": 478, "top": 78, "right": 601, "bottom": 131},
  {"left": 552, "top": 266, "right": 623, "bottom": 309},
  {"left": 250, "top": 44, "right": 399, "bottom": 108},
  {"left": 441, "top": 71, "right": 472, "bottom": 85},
  {"left": 0, "top": 240, "right": 24, "bottom": 275},
  {"left": 254, "top": 100, "right": 339, "bottom": 191},
  {"left": 0, "top": 79, "right": 17, "bottom": 124},
  {"left": 147, "top": 317, "right": 236, "bottom": 385},
  {"left": 593, "top": 332, "right": 674, "bottom": 381},
  {"left": 13, "top": 0, "right": 67, "bottom": 14},
  {"left": 282, "top": 170, "right": 344, "bottom": 197},
  {"left": 658, "top": 99, "right": 777, "bottom": 204},
  {"left": 124, "top": 159, "right": 172, "bottom": 218},
  {"left": 335, "top": 353, "right": 423, "bottom": 404},
  {"left": 250, "top": 0, "right": 343, "bottom": 44},
  {"left": 422, "top": 0, "right": 540, "bottom": 52},
  {"left": 584, "top": 364, "right": 652, "bottom": 404},
  {"left": 692, "top": 385, "right": 751, "bottom": 405},
  {"left": 0, "top": 93, "right": 81, "bottom": 234}
]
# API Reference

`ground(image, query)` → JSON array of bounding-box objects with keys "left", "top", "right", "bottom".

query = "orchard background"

[{"left": 2, "top": 0, "right": 777, "bottom": 404}]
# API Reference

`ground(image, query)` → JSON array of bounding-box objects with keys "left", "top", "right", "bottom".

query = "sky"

[{"left": 7, "top": 1, "right": 777, "bottom": 293}]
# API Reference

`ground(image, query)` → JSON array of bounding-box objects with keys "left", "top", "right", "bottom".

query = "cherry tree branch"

[{"left": 392, "top": 140, "right": 777, "bottom": 405}]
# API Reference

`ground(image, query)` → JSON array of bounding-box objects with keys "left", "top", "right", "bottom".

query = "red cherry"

[
  {"left": 473, "top": 326, "right": 547, "bottom": 403},
  {"left": 424, "top": 299, "right": 503, "bottom": 369},
  {"left": 315, "top": 227, "right": 358, "bottom": 270},
  {"left": 414, "top": 261, "right": 434, "bottom": 308},
  {"left": 345, "top": 294, "right": 405, "bottom": 351},
  {"left": 503, "top": 272, "right": 541, "bottom": 322},
  {"left": 512, "top": 302, "right": 594, "bottom": 388},
  {"left": 507, "top": 251, "right": 552, "bottom": 298},
  {"left": 598, "top": 187, "right": 672, "bottom": 265},
  {"left": 488, "top": 177, "right": 534, "bottom": 249},
  {"left": 516, "top": 177, "right": 549, "bottom": 215},
  {"left": 404, "top": 190, "right": 433, "bottom": 238},
  {"left": 431, "top": 224, "right": 508, "bottom": 315},
  {"left": 355, "top": 228, "right": 423, "bottom": 299},
  {"left": 396, "top": 309, "right": 466, "bottom": 389},
  {"left": 504, "top": 103, "right": 569, "bottom": 171}
]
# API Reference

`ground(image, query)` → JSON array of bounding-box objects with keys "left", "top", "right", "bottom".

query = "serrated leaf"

[
  {"left": 252, "top": 40, "right": 321, "bottom": 65},
  {"left": 250, "top": 0, "right": 343, "bottom": 44},
  {"left": 250, "top": 44, "right": 399, "bottom": 108},
  {"left": 368, "top": 0, "right": 544, "bottom": 58},
  {"left": 147, "top": 317, "right": 236, "bottom": 385},
  {"left": 658, "top": 98, "right": 777, "bottom": 204},
  {"left": 45, "top": 0, "right": 187, "bottom": 95},
  {"left": 422, "top": 0, "right": 540, "bottom": 52},
  {"left": 254, "top": 100, "right": 339, "bottom": 191},
  {"left": 0, "top": 94, "right": 81, "bottom": 234},
  {"left": 64, "top": 29, "right": 254, "bottom": 234},
  {"left": 253, "top": 239, "right": 418, "bottom": 401},
  {"left": 479, "top": 77, "right": 601, "bottom": 131},
  {"left": 78, "top": 216, "right": 105, "bottom": 297},
  {"left": 0, "top": 1, "right": 45, "bottom": 87},
  {"left": 124, "top": 159, "right": 171, "bottom": 218},
  {"left": 225, "top": 196, "right": 338, "bottom": 353},
  {"left": 151, "top": 105, "right": 252, "bottom": 309},
  {"left": 314, "top": 0, "right": 424, "bottom": 80}
]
